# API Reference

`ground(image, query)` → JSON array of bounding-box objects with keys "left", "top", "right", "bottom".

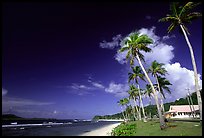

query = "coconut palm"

[
  {"left": 155, "top": 76, "right": 172, "bottom": 114},
  {"left": 123, "top": 98, "right": 130, "bottom": 121},
  {"left": 117, "top": 99, "right": 127, "bottom": 121},
  {"left": 148, "top": 60, "right": 168, "bottom": 115},
  {"left": 119, "top": 32, "right": 167, "bottom": 129},
  {"left": 159, "top": 2, "right": 202, "bottom": 123},
  {"left": 128, "top": 66, "right": 147, "bottom": 122},
  {"left": 144, "top": 84, "right": 154, "bottom": 119},
  {"left": 128, "top": 85, "right": 141, "bottom": 121}
]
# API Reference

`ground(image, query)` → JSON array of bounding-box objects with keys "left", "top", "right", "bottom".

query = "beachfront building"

[{"left": 164, "top": 105, "right": 200, "bottom": 119}]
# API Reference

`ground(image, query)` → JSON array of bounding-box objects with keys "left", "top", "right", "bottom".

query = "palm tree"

[
  {"left": 148, "top": 60, "right": 168, "bottom": 115},
  {"left": 119, "top": 32, "right": 167, "bottom": 129},
  {"left": 128, "top": 66, "right": 147, "bottom": 122},
  {"left": 117, "top": 99, "right": 127, "bottom": 121},
  {"left": 123, "top": 98, "right": 130, "bottom": 122},
  {"left": 144, "top": 84, "right": 154, "bottom": 119},
  {"left": 155, "top": 76, "right": 172, "bottom": 114},
  {"left": 159, "top": 2, "right": 202, "bottom": 124},
  {"left": 128, "top": 85, "right": 141, "bottom": 121}
]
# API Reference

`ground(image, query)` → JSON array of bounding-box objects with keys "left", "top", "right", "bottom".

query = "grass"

[{"left": 111, "top": 120, "right": 202, "bottom": 136}]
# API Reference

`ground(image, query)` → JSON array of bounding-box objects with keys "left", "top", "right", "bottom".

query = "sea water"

[{"left": 2, "top": 120, "right": 120, "bottom": 136}]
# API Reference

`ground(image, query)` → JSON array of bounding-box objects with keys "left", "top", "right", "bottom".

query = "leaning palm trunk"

[
  {"left": 159, "top": 93, "right": 165, "bottom": 114},
  {"left": 131, "top": 105, "right": 137, "bottom": 121},
  {"left": 155, "top": 75, "right": 165, "bottom": 115},
  {"left": 138, "top": 84, "right": 147, "bottom": 122},
  {"left": 133, "top": 97, "right": 141, "bottom": 120},
  {"left": 120, "top": 107, "right": 126, "bottom": 121},
  {"left": 136, "top": 54, "right": 166, "bottom": 129},
  {"left": 180, "top": 24, "right": 202, "bottom": 124}
]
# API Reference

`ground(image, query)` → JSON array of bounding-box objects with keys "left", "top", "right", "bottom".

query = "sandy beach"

[{"left": 79, "top": 122, "right": 121, "bottom": 136}]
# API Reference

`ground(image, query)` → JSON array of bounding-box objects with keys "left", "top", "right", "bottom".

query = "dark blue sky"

[{"left": 2, "top": 2, "right": 202, "bottom": 119}]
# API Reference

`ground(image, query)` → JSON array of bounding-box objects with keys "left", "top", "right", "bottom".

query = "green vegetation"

[
  {"left": 93, "top": 90, "right": 200, "bottom": 120},
  {"left": 2, "top": 114, "right": 23, "bottom": 120},
  {"left": 111, "top": 121, "right": 137, "bottom": 136},
  {"left": 159, "top": 2, "right": 202, "bottom": 123},
  {"left": 111, "top": 120, "right": 202, "bottom": 136}
]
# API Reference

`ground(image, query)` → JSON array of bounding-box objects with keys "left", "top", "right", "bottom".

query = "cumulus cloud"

[
  {"left": 163, "top": 63, "right": 202, "bottom": 102},
  {"left": 105, "top": 82, "right": 129, "bottom": 97},
  {"left": 99, "top": 34, "right": 122, "bottom": 49},
  {"left": 138, "top": 26, "right": 160, "bottom": 43},
  {"left": 115, "top": 26, "right": 175, "bottom": 65},
  {"left": 100, "top": 26, "right": 202, "bottom": 103},
  {"left": 142, "top": 43, "right": 174, "bottom": 65},
  {"left": 2, "top": 88, "right": 8, "bottom": 96}
]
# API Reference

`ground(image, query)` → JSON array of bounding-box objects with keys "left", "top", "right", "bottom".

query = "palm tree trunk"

[
  {"left": 160, "top": 93, "right": 165, "bottom": 114},
  {"left": 131, "top": 105, "right": 137, "bottom": 121},
  {"left": 121, "top": 107, "right": 126, "bottom": 121},
  {"left": 155, "top": 75, "right": 165, "bottom": 115},
  {"left": 133, "top": 96, "right": 141, "bottom": 120},
  {"left": 186, "top": 95, "right": 194, "bottom": 118},
  {"left": 137, "top": 84, "right": 147, "bottom": 122},
  {"left": 136, "top": 54, "right": 166, "bottom": 129},
  {"left": 180, "top": 24, "right": 202, "bottom": 124}
]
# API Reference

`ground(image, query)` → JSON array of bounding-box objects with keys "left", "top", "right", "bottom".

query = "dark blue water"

[{"left": 2, "top": 120, "right": 120, "bottom": 136}]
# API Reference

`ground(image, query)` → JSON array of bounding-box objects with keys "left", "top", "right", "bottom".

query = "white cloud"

[
  {"left": 142, "top": 43, "right": 174, "bottom": 64},
  {"left": 115, "top": 26, "right": 174, "bottom": 65},
  {"left": 99, "top": 34, "right": 122, "bottom": 49},
  {"left": 163, "top": 63, "right": 202, "bottom": 102},
  {"left": 162, "top": 34, "right": 176, "bottom": 40},
  {"left": 2, "top": 96, "right": 54, "bottom": 113},
  {"left": 115, "top": 50, "right": 128, "bottom": 64},
  {"left": 2, "top": 88, "right": 8, "bottom": 96},
  {"left": 105, "top": 82, "right": 129, "bottom": 97},
  {"left": 138, "top": 26, "right": 160, "bottom": 43},
  {"left": 92, "top": 82, "right": 105, "bottom": 89},
  {"left": 87, "top": 78, "right": 105, "bottom": 89},
  {"left": 70, "top": 83, "right": 95, "bottom": 90},
  {"left": 101, "top": 26, "right": 202, "bottom": 104}
]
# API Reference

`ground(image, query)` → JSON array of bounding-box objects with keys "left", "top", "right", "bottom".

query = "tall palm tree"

[
  {"left": 128, "top": 66, "right": 147, "bottom": 122},
  {"left": 128, "top": 85, "right": 141, "bottom": 121},
  {"left": 144, "top": 84, "right": 154, "bottom": 119},
  {"left": 123, "top": 98, "right": 130, "bottom": 122},
  {"left": 117, "top": 99, "right": 127, "bottom": 121},
  {"left": 159, "top": 2, "right": 202, "bottom": 124},
  {"left": 119, "top": 32, "right": 167, "bottom": 129},
  {"left": 155, "top": 76, "right": 172, "bottom": 114},
  {"left": 148, "top": 60, "right": 168, "bottom": 115}
]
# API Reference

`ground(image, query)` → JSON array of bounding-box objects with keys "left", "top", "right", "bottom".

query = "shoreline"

[{"left": 78, "top": 122, "right": 121, "bottom": 136}]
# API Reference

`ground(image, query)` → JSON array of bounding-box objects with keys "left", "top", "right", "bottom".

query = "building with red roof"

[{"left": 164, "top": 105, "right": 200, "bottom": 119}]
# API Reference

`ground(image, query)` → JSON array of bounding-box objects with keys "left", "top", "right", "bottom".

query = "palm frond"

[
  {"left": 170, "top": 2, "right": 180, "bottom": 17},
  {"left": 179, "top": 2, "right": 201, "bottom": 17},
  {"left": 182, "top": 24, "right": 190, "bottom": 35},
  {"left": 119, "top": 46, "right": 129, "bottom": 53},
  {"left": 136, "top": 35, "right": 153, "bottom": 45},
  {"left": 167, "top": 22, "right": 178, "bottom": 33},
  {"left": 159, "top": 16, "right": 178, "bottom": 22},
  {"left": 185, "top": 12, "right": 202, "bottom": 21}
]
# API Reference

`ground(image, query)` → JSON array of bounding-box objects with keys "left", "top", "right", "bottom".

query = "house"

[{"left": 164, "top": 105, "right": 200, "bottom": 119}]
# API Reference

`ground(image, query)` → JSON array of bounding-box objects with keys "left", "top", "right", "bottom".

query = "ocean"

[{"left": 2, "top": 119, "right": 120, "bottom": 136}]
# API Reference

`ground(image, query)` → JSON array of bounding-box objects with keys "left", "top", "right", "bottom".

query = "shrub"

[{"left": 111, "top": 122, "right": 137, "bottom": 136}]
